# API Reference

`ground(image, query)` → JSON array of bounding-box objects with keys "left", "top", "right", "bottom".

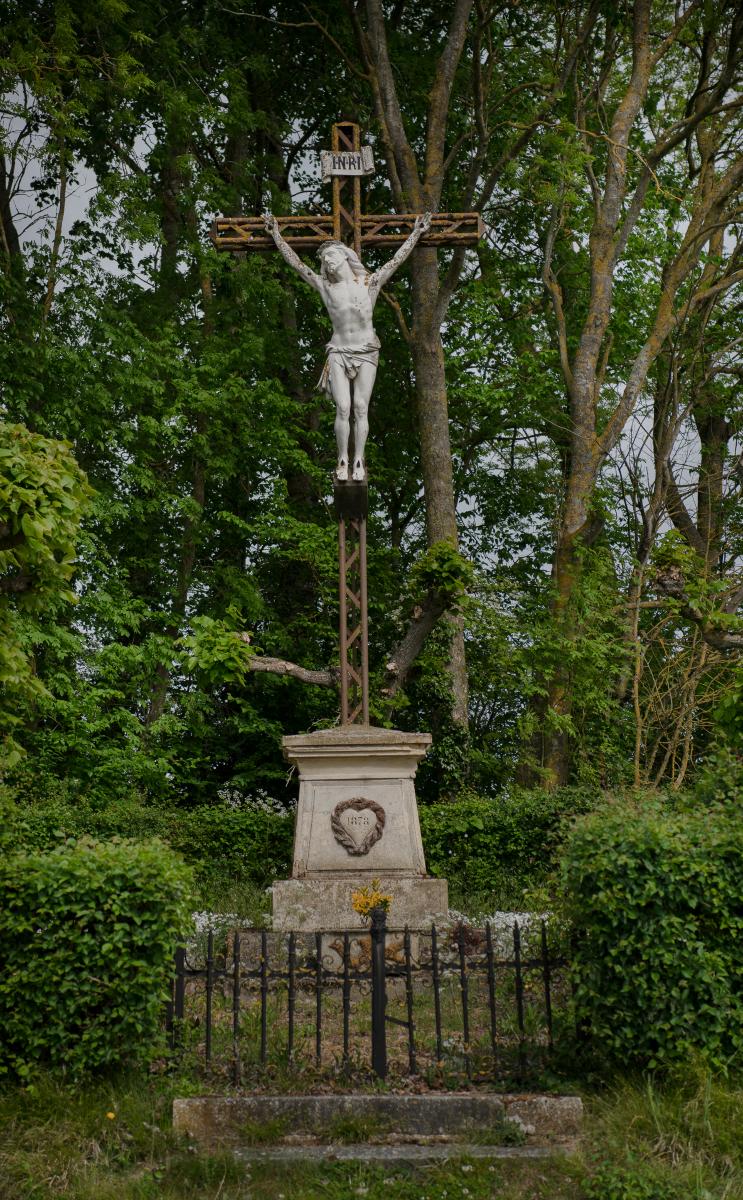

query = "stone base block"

[
  {"left": 271, "top": 875, "right": 448, "bottom": 932},
  {"left": 173, "top": 1093, "right": 584, "bottom": 1147}
]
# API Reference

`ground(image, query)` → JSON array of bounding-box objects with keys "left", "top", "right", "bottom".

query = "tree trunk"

[
  {"left": 410, "top": 248, "right": 468, "bottom": 723},
  {"left": 521, "top": 452, "right": 600, "bottom": 788}
]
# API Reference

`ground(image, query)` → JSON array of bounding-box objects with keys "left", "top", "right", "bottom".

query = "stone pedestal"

[{"left": 271, "top": 727, "right": 448, "bottom": 931}]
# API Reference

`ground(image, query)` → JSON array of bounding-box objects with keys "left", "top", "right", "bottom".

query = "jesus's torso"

[{"left": 323, "top": 277, "right": 377, "bottom": 348}]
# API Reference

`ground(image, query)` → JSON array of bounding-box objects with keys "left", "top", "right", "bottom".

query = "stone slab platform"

[
  {"left": 231, "top": 1144, "right": 576, "bottom": 1163},
  {"left": 271, "top": 875, "right": 448, "bottom": 932},
  {"left": 173, "top": 1093, "right": 583, "bottom": 1147}
]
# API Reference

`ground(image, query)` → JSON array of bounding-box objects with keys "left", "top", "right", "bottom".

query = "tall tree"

[{"left": 522, "top": 0, "right": 743, "bottom": 786}]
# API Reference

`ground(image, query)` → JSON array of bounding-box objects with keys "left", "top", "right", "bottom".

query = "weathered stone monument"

[
  {"left": 271, "top": 727, "right": 447, "bottom": 930},
  {"left": 212, "top": 120, "right": 482, "bottom": 931}
]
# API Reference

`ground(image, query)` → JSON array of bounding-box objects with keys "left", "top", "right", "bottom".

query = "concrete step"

[
  {"left": 231, "top": 1142, "right": 578, "bottom": 1164},
  {"left": 173, "top": 1092, "right": 583, "bottom": 1151}
]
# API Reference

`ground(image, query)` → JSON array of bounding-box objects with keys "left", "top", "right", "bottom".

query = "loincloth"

[{"left": 318, "top": 340, "right": 380, "bottom": 398}]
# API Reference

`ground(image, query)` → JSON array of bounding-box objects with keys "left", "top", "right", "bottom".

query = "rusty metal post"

[
  {"left": 370, "top": 905, "right": 388, "bottom": 1079},
  {"left": 331, "top": 121, "right": 362, "bottom": 255},
  {"left": 335, "top": 480, "right": 369, "bottom": 725},
  {"left": 359, "top": 515, "right": 369, "bottom": 723}
]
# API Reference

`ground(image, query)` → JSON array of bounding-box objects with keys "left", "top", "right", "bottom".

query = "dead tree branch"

[{"left": 654, "top": 567, "right": 743, "bottom": 651}]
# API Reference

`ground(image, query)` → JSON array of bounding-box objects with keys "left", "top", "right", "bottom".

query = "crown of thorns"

[{"left": 317, "top": 240, "right": 351, "bottom": 257}]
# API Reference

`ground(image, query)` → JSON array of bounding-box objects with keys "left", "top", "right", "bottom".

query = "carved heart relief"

[
  {"left": 337, "top": 806, "right": 376, "bottom": 848},
  {"left": 330, "top": 797, "right": 386, "bottom": 857}
]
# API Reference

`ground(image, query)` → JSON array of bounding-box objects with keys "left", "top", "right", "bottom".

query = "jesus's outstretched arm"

[
  {"left": 263, "top": 213, "right": 324, "bottom": 294},
  {"left": 367, "top": 212, "right": 432, "bottom": 303}
]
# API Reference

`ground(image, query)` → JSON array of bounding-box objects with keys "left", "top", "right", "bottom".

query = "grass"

[
  {"left": 582, "top": 1065, "right": 743, "bottom": 1199},
  {"left": 325, "top": 1112, "right": 391, "bottom": 1142},
  {"left": 239, "top": 1117, "right": 290, "bottom": 1145},
  {"left": 467, "top": 1117, "right": 527, "bottom": 1146},
  {"left": 1, "top": 1065, "right": 742, "bottom": 1199},
  {"left": 193, "top": 878, "right": 273, "bottom": 926}
]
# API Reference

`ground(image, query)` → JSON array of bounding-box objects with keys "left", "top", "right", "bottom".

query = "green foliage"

[
  {"left": 0, "top": 423, "right": 91, "bottom": 766},
  {"left": 0, "top": 0, "right": 740, "bottom": 808},
  {"left": 3, "top": 784, "right": 590, "bottom": 906},
  {"left": 2, "top": 792, "right": 293, "bottom": 891},
  {"left": 0, "top": 839, "right": 192, "bottom": 1078},
  {"left": 582, "top": 1160, "right": 676, "bottom": 1200},
  {"left": 166, "top": 805, "right": 293, "bottom": 889},
  {"left": 562, "top": 800, "right": 743, "bottom": 1069},
  {"left": 518, "top": 544, "right": 634, "bottom": 789},
  {"left": 0, "top": 423, "right": 91, "bottom": 609},
  {"left": 414, "top": 708, "right": 473, "bottom": 802},
  {"left": 179, "top": 615, "right": 254, "bottom": 688},
  {"left": 712, "top": 667, "right": 743, "bottom": 754},
  {"left": 651, "top": 530, "right": 704, "bottom": 575},
  {"left": 408, "top": 540, "right": 474, "bottom": 610},
  {"left": 419, "top": 787, "right": 594, "bottom": 895},
  {"left": 651, "top": 532, "right": 743, "bottom": 644},
  {"left": 694, "top": 745, "right": 743, "bottom": 807}
]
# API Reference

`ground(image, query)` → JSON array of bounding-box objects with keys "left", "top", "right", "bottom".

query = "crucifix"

[{"left": 211, "top": 120, "right": 482, "bottom": 726}]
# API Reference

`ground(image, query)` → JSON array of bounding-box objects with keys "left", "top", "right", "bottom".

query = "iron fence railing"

[{"left": 166, "top": 908, "right": 567, "bottom": 1085}]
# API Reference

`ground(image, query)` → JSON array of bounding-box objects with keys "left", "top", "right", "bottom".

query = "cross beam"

[{"left": 210, "top": 212, "right": 484, "bottom": 253}]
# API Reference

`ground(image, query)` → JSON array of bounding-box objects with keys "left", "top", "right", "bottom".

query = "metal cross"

[{"left": 211, "top": 120, "right": 482, "bottom": 725}]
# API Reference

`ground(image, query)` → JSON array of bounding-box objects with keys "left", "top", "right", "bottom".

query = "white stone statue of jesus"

[{"left": 264, "top": 211, "right": 432, "bottom": 481}]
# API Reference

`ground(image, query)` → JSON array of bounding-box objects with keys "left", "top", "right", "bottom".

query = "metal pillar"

[
  {"left": 335, "top": 480, "right": 369, "bottom": 725},
  {"left": 331, "top": 120, "right": 362, "bottom": 255},
  {"left": 370, "top": 905, "right": 388, "bottom": 1079}
]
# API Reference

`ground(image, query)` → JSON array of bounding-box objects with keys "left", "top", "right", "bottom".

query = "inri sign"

[{"left": 320, "top": 145, "right": 374, "bottom": 182}]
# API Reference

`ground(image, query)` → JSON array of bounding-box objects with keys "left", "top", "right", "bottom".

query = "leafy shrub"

[
  {"left": 0, "top": 423, "right": 92, "bottom": 768},
  {"left": 0, "top": 838, "right": 192, "bottom": 1078},
  {"left": 3, "top": 787, "right": 585, "bottom": 900},
  {"left": 167, "top": 806, "right": 293, "bottom": 888},
  {"left": 1, "top": 793, "right": 170, "bottom": 853},
  {"left": 582, "top": 1160, "right": 677, "bottom": 1200},
  {"left": 419, "top": 786, "right": 593, "bottom": 896},
  {"left": 2, "top": 795, "right": 293, "bottom": 890},
  {"left": 562, "top": 800, "right": 743, "bottom": 1068},
  {"left": 4, "top": 782, "right": 590, "bottom": 903}
]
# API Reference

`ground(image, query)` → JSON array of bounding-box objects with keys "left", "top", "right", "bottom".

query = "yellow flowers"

[
  {"left": 351, "top": 878, "right": 393, "bottom": 920},
  {"left": 105, "top": 1111, "right": 116, "bottom": 1120}
]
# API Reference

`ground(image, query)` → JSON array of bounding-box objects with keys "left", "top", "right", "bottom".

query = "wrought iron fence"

[{"left": 166, "top": 909, "right": 567, "bottom": 1086}]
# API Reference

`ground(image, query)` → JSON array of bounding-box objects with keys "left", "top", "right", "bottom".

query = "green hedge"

[
  {"left": 419, "top": 787, "right": 592, "bottom": 896},
  {"left": 2, "top": 795, "right": 294, "bottom": 890},
  {"left": 0, "top": 839, "right": 192, "bottom": 1078},
  {"left": 561, "top": 800, "right": 743, "bottom": 1068},
  {"left": 2, "top": 788, "right": 590, "bottom": 898},
  {"left": 0, "top": 794, "right": 171, "bottom": 850},
  {"left": 167, "top": 806, "right": 293, "bottom": 887}
]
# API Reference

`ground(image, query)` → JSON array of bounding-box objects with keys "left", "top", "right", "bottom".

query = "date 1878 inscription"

[{"left": 330, "top": 797, "right": 386, "bottom": 857}]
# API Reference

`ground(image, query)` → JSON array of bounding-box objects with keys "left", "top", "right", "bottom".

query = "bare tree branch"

[
  {"left": 247, "top": 655, "right": 339, "bottom": 688},
  {"left": 241, "top": 588, "right": 454, "bottom": 697},
  {"left": 382, "top": 589, "right": 450, "bottom": 696},
  {"left": 654, "top": 566, "right": 743, "bottom": 651},
  {"left": 41, "top": 141, "right": 67, "bottom": 322}
]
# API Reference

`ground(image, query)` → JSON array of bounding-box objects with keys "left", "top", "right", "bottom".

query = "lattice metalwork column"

[
  {"left": 331, "top": 120, "right": 362, "bottom": 255},
  {"left": 336, "top": 481, "right": 369, "bottom": 725}
]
